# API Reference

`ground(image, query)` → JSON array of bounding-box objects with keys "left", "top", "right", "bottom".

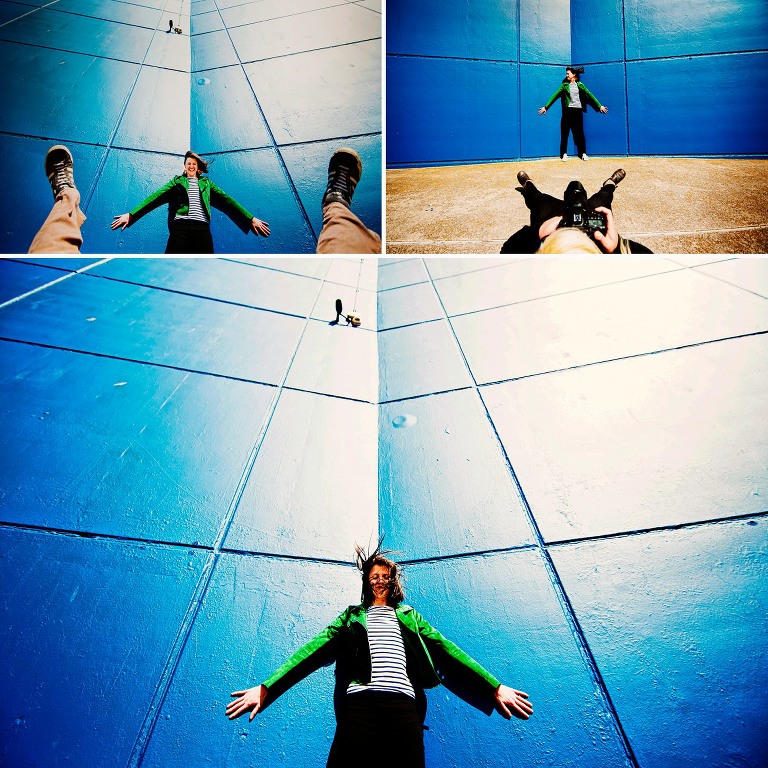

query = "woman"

[
  {"left": 111, "top": 151, "right": 270, "bottom": 253},
  {"left": 226, "top": 544, "right": 533, "bottom": 767},
  {"left": 538, "top": 66, "right": 608, "bottom": 161}
]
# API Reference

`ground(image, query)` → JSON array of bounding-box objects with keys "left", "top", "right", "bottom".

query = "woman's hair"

[
  {"left": 355, "top": 539, "right": 405, "bottom": 607},
  {"left": 184, "top": 150, "right": 209, "bottom": 175},
  {"left": 564, "top": 66, "right": 583, "bottom": 82},
  {"left": 537, "top": 227, "right": 601, "bottom": 254}
]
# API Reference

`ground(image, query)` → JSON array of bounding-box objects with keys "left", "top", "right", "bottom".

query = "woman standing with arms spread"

[
  {"left": 226, "top": 544, "right": 533, "bottom": 767},
  {"left": 111, "top": 151, "right": 270, "bottom": 253},
  {"left": 538, "top": 66, "right": 608, "bottom": 161}
]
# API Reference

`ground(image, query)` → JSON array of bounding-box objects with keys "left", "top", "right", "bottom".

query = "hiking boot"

[
  {"left": 604, "top": 168, "right": 626, "bottom": 187},
  {"left": 45, "top": 145, "right": 76, "bottom": 200},
  {"left": 322, "top": 148, "right": 362, "bottom": 209},
  {"left": 516, "top": 170, "right": 532, "bottom": 188}
]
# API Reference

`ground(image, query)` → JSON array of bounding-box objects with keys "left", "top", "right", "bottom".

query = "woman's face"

[
  {"left": 184, "top": 157, "right": 199, "bottom": 177},
  {"left": 566, "top": 69, "right": 577, "bottom": 82},
  {"left": 369, "top": 564, "right": 392, "bottom": 604}
]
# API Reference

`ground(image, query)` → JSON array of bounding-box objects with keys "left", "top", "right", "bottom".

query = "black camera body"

[{"left": 559, "top": 180, "right": 606, "bottom": 239}]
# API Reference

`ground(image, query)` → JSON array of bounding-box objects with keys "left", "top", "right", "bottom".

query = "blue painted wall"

[
  {"left": 2, "top": 256, "right": 767, "bottom": 768},
  {"left": 387, "top": 0, "right": 768, "bottom": 165},
  {"left": 0, "top": 1, "right": 381, "bottom": 254}
]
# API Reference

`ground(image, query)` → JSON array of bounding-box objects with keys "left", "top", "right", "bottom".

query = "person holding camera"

[
  {"left": 538, "top": 66, "right": 608, "bottom": 161},
  {"left": 500, "top": 169, "right": 652, "bottom": 254}
]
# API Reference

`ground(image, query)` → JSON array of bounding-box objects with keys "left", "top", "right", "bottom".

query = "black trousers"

[
  {"left": 560, "top": 107, "right": 587, "bottom": 158},
  {"left": 165, "top": 219, "right": 214, "bottom": 254},
  {"left": 520, "top": 181, "right": 615, "bottom": 233},
  {"left": 327, "top": 691, "right": 425, "bottom": 768}
]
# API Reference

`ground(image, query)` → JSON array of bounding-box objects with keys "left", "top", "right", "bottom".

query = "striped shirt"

[
  {"left": 347, "top": 606, "right": 415, "bottom": 699},
  {"left": 175, "top": 176, "right": 209, "bottom": 223},
  {"left": 567, "top": 81, "right": 582, "bottom": 108}
]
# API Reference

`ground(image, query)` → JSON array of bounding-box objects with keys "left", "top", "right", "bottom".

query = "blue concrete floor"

[
  {"left": 1, "top": 256, "right": 766, "bottom": 768},
  {"left": 0, "top": 0, "right": 381, "bottom": 254}
]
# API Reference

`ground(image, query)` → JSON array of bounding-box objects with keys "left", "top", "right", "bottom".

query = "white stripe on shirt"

[
  {"left": 175, "top": 176, "right": 209, "bottom": 222},
  {"left": 347, "top": 606, "right": 415, "bottom": 699}
]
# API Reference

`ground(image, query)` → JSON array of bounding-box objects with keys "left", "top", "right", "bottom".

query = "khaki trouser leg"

[
  {"left": 28, "top": 187, "right": 86, "bottom": 254},
  {"left": 316, "top": 202, "right": 381, "bottom": 254}
]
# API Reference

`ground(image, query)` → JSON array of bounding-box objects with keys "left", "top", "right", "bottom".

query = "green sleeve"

[
  {"left": 209, "top": 181, "right": 255, "bottom": 233},
  {"left": 579, "top": 82, "right": 602, "bottom": 110},
  {"left": 544, "top": 84, "right": 565, "bottom": 110},
  {"left": 410, "top": 608, "right": 500, "bottom": 715},
  {"left": 260, "top": 610, "right": 347, "bottom": 709},
  {"left": 128, "top": 178, "right": 177, "bottom": 222}
]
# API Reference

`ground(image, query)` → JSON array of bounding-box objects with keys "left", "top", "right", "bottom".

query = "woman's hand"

[
  {"left": 599, "top": 105, "right": 608, "bottom": 114},
  {"left": 251, "top": 217, "right": 270, "bottom": 237},
  {"left": 592, "top": 206, "right": 619, "bottom": 253},
  {"left": 494, "top": 684, "right": 533, "bottom": 720},
  {"left": 538, "top": 107, "right": 547, "bottom": 115},
  {"left": 111, "top": 213, "right": 132, "bottom": 230},
  {"left": 226, "top": 684, "right": 268, "bottom": 722}
]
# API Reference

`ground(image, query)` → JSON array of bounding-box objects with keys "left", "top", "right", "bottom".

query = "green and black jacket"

[
  {"left": 129, "top": 175, "right": 255, "bottom": 232},
  {"left": 544, "top": 81, "right": 603, "bottom": 113},
  {"left": 261, "top": 603, "right": 501, "bottom": 722}
]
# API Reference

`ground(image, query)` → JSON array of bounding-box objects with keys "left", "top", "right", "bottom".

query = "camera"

[{"left": 559, "top": 180, "right": 607, "bottom": 239}]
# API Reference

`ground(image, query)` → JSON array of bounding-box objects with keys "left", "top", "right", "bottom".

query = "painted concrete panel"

[
  {"left": 624, "top": 0, "right": 768, "bottom": 59},
  {"left": 322, "top": 258, "right": 378, "bottom": 292},
  {"left": 280, "top": 134, "right": 382, "bottom": 239},
  {"left": 144, "top": 28, "right": 191, "bottom": 71},
  {"left": 0, "top": 8, "right": 154, "bottom": 61},
  {"left": 230, "top": 258, "right": 330, "bottom": 280},
  {"left": 519, "top": 0, "right": 570, "bottom": 64},
  {"left": 191, "top": 10, "right": 225, "bottom": 34},
  {"left": 229, "top": 5, "right": 379, "bottom": 63},
  {"left": 0, "top": 259, "right": 70, "bottom": 304},
  {"left": 570, "top": 0, "right": 624, "bottom": 64},
  {"left": 0, "top": 42, "right": 139, "bottom": 146},
  {"left": 378, "top": 320, "right": 473, "bottom": 402},
  {"left": 550, "top": 519, "right": 768, "bottom": 768},
  {"left": 425, "top": 258, "right": 517, "bottom": 280},
  {"left": 0, "top": 135, "right": 106, "bottom": 254},
  {"left": 387, "top": 0, "right": 518, "bottom": 60},
  {"left": 88, "top": 258, "right": 323, "bottom": 316},
  {"left": 694, "top": 257, "right": 768, "bottom": 299},
  {"left": 378, "top": 258, "right": 430, "bottom": 290},
  {"left": 191, "top": 65, "right": 273, "bottom": 154},
  {"left": 0, "top": 342, "right": 277, "bottom": 544},
  {"left": 185, "top": 148, "right": 317, "bottom": 255},
  {"left": 0, "top": 528, "right": 207, "bottom": 768},
  {"left": 219, "top": 0, "right": 337, "bottom": 27},
  {"left": 192, "top": 28, "right": 240, "bottom": 71},
  {"left": 113, "top": 66, "right": 191, "bottom": 153},
  {"left": 140, "top": 555, "right": 361, "bottom": 768},
  {"left": 0, "top": 274, "right": 307, "bottom": 383},
  {"left": 54, "top": 0, "right": 164, "bottom": 28},
  {"left": 483, "top": 334, "right": 768, "bottom": 541},
  {"left": 451, "top": 268, "right": 768, "bottom": 383},
  {"left": 224, "top": 390, "right": 378, "bottom": 559},
  {"left": 387, "top": 56, "right": 519, "bottom": 165},
  {"left": 433, "top": 257, "right": 679, "bottom": 317},
  {"left": 405, "top": 552, "right": 634, "bottom": 768},
  {"left": 379, "top": 390, "right": 535, "bottom": 560},
  {"left": 627, "top": 53, "right": 768, "bottom": 156},
  {"left": 244, "top": 40, "right": 381, "bottom": 145},
  {"left": 284, "top": 321, "right": 378, "bottom": 402},
  {"left": 378, "top": 281, "right": 444, "bottom": 331}
]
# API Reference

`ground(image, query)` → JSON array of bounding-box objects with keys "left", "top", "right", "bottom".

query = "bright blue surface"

[
  {"left": 551, "top": 519, "right": 768, "bottom": 768},
  {"left": 387, "top": 0, "right": 768, "bottom": 165},
  {"left": 2, "top": 257, "right": 766, "bottom": 768},
  {"left": 0, "top": 0, "right": 381, "bottom": 253},
  {"left": 0, "top": 527, "right": 208, "bottom": 768}
]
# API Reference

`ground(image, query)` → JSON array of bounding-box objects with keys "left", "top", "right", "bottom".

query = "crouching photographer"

[{"left": 501, "top": 169, "right": 652, "bottom": 254}]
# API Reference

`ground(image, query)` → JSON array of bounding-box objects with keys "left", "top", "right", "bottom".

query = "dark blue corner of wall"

[{"left": 387, "top": 57, "right": 519, "bottom": 165}]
